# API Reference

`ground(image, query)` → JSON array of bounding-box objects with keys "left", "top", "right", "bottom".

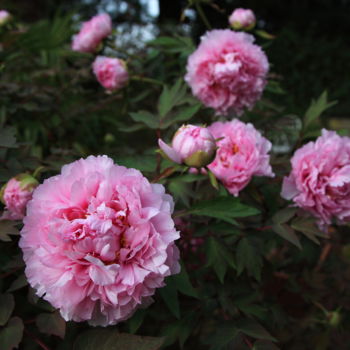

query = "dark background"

[{"left": 3, "top": 0, "right": 350, "bottom": 119}]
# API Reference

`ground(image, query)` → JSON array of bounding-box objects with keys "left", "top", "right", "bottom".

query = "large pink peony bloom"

[
  {"left": 229, "top": 8, "right": 256, "bottom": 31},
  {"left": 72, "top": 13, "right": 112, "bottom": 53},
  {"left": 185, "top": 29, "right": 269, "bottom": 116},
  {"left": 1, "top": 175, "right": 38, "bottom": 220},
  {"left": 158, "top": 124, "right": 216, "bottom": 168},
  {"left": 281, "top": 129, "right": 350, "bottom": 229},
  {"left": 20, "top": 156, "right": 180, "bottom": 326},
  {"left": 207, "top": 119, "right": 274, "bottom": 196},
  {"left": 93, "top": 56, "right": 129, "bottom": 91}
]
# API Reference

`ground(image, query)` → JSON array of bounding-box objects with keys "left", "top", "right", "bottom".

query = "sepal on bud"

[{"left": 158, "top": 124, "right": 216, "bottom": 168}]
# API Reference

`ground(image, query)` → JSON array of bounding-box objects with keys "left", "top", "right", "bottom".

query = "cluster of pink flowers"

[
  {"left": 71, "top": 13, "right": 129, "bottom": 92},
  {"left": 185, "top": 29, "right": 269, "bottom": 116},
  {"left": 1, "top": 174, "right": 38, "bottom": 220},
  {"left": 229, "top": 8, "right": 256, "bottom": 31},
  {"left": 158, "top": 124, "right": 216, "bottom": 168},
  {"left": 4, "top": 6, "right": 348, "bottom": 331},
  {"left": 282, "top": 130, "right": 350, "bottom": 230},
  {"left": 93, "top": 56, "right": 129, "bottom": 91},
  {"left": 207, "top": 119, "right": 274, "bottom": 196},
  {"left": 72, "top": 13, "right": 112, "bottom": 53},
  {"left": 19, "top": 156, "right": 180, "bottom": 326}
]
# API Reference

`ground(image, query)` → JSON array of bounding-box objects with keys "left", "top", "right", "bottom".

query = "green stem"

[{"left": 195, "top": 2, "right": 212, "bottom": 30}]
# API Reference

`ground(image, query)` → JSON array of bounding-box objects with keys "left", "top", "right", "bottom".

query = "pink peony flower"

[
  {"left": 0, "top": 10, "right": 11, "bottom": 26},
  {"left": 207, "top": 119, "right": 274, "bottom": 196},
  {"left": 185, "top": 29, "right": 269, "bottom": 116},
  {"left": 281, "top": 129, "right": 350, "bottom": 230},
  {"left": 92, "top": 56, "right": 129, "bottom": 91},
  {"left": 1, "top": 174, "right": 38, "bottom": 220},
  {"left": 158, "top": 124, "right": 216, "bottom": 168},
  {"left": 72, "top": 13, "right": 112, "bottom": 53},
  {"left": 19, "top": 155, "right": 180, "bottom": 326},
  {"left": 229, "top": 8, "right": 256, "bottom": 31}
]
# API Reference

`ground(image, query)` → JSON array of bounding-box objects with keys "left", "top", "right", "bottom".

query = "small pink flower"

[
  {"left": 229, "top": 8, "right": 256, "bottom": 30},
  {"left": 72, "top": 13, "right": 112, "bottom": 53},
  {"left": 92, "top": 56, "right": 128, "bottom": 91},
  {"left": 281, "top": 129, "right": 350, "bottom": 230},
  {"left": 1, "top": 174, "right": 38, "bottom": 220},
  {"left": 19, "top": 155, "right": 180, "bottom": 326},
  {"left": 185, "top": 29, "right": 269, "bottom": 116},
  {"left": 0, "top": 10, "right": 11, "bottom": 26},
  {"left": 207, "top": 119, "right": 274, "bottom": 196},
  {"left": 158, "top": 124, "right": 216, "bottom": 168}
]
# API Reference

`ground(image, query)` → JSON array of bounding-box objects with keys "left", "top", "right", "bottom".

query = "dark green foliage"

[{"left": 0, "top": 3, "right": 349, "bottom": 350}]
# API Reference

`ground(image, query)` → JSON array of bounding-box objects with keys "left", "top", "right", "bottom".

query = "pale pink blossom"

[
  {"left": 282, "top": 129, "right": 350, "bottom": 230},
  {"left": 19, "top": 155, "right": 180, "bottom": 326},
  {"left": 1, "top": 175, "right": 38, "bottom": 220},
  {"left": 158, "top": 124, "right": 216, "bottom": 168},
  {"left": 93, "top": 56, "right": 128, "bottom": 91},
  {"left": 185, "top": 29, "right": 269, "bottom": 116},
  {"left": 229, "top": 8, "right": 256, "bottom": 30},
  {"left": 0, "top": 10, "right": 11, "bottom": 26},
  {"left": 72, "top": 14, "right": 112, "bottom": 53},
  {"left": 207, "top": 119, "right": 274, "bottom": 196}
]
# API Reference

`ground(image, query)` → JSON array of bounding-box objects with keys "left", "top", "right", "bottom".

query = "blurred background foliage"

[
  {"left": 3, "top": 0, "right": 350, "bottom": 116},
  {"left": 1, "top": 1, "right": 350, "bottom": 350}
]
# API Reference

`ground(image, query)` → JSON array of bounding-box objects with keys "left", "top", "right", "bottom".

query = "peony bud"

[
  {"left": 0, "top": 174, "right": 38, "bottom": 220},
  {"left": 0, "top": 10, "right": 11, "bottom": 26},
  {"left": 229, "top": 8, "right": 256, "bottom": 31},
  {"left": 158, "top": 124, "right": 216, "bottom": 168},
  {"left": 92, "top": 56, "right": 129, "bottom": 91},
  {"left": 71, "top": 13, "right": 112, "bottom": 53}
]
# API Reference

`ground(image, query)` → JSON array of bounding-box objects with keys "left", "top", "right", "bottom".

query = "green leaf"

[
  {"left": 253, "top": 340, "right": 281, "bottom": 350},
  {"left": 173, "top": 262, "right": 199, "bottom": 299},
  {"left": 189, "top": 197, "right": 260, "bottom": 225},
  {"left": 7, "top": 274, "right": 28, "bottom": 292},
  {"left": 205, "top": 237, "right": 235, "bottom": 283},
  {"left": 206, "top": 323, "right": 239, "bottom": 350},
  {"left": 161, "top": 104, "right": 201, "bottom": 128},
  {"left": 207, "top": 169, "right": 219, "bottom": 190},
  {"left": 149, "top": 36, "right": 194, "bottom": 56},
  {"left": 159, "top": 277, "right": 180, "bottom": 319},
  {"left": 36, "top": 311, "right": 66, "bottom": 339},
  {"left": 129, "top": 111, "right": 159, "bottom": 129},
  {"left": 0, "top": 294, "right": 15, "bottom": 326},
  {"left": 128, "top": 309, "right": 147, "bottom": 334},
  {"left": 272, "top": 223, "right": 302, "bottom": 249},
  {"left": 291, "top": 217, "right": 326, "bottom": 244},
  {"left": 236, "top": 238, "right": 263, "bottom": 281},
  {"left": 74, "top": 331, "right": 163, "bottom": 350},
  {"left": 0, "top": 221, "right": 20, "bottom": 242},
  {"left": 115, "top": 155, "right": 156, "bottom": 172},
  {"left": 158, "top": 79, "right": 187, "bottom": 118},
  {"left": 0, "top": 317, "right": 24, "bottom": 350},
  {"left": 303, "top": 91, "right": 337, "bottom": 129},
  {"left": 237, "top": 319, "right": 276, "bottom": 342},
  {"left": 0, "top": 127, "right": 17, "bottom": 148},
  {"left": 272, "top": 208, "right": 297, "bottom": 224}
]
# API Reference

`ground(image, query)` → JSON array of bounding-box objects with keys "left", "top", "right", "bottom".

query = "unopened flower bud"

[
  {"left": 0, "top": 174, "right": 39, "bottom": 220},
  {"left": 229, "top": 8, "right": 256, "bottom": 31},
  {"left": 158, "top": 124, "right": 216, "bottom": 168},
  {"left": 92, "top": 56, "right": 129, "bottom": 91},
  {"left": 0, "top": 10, "right": 11, "bottom": 26}
]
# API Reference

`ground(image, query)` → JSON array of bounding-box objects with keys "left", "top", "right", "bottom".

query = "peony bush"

[{"left": 0, "top": 3, "right": 349, "bottom": 350}]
